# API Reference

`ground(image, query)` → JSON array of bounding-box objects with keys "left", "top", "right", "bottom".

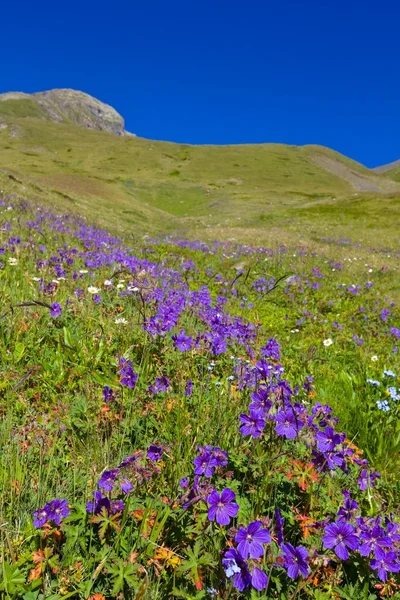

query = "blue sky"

[{"left": 1, "top": 0, "right": 399, "bottom": 167}]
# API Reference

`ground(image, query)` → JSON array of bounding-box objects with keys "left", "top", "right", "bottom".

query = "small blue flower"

[
  {"left": 367, "top": 379, "right": 380, "bottom": 387},
  {"left": 376, "top": 400, "right": 390, "bottom": 412},
  {"left": 383, "top": 370, "right": 396, "bottom": 377},
  {"left": 387, "top": 387, "right": 400, "bottom": 401}
]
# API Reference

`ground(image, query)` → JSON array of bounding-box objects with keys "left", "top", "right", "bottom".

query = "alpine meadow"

[{"left": 0, "top": 90, "right": 400, "bottom": 600}]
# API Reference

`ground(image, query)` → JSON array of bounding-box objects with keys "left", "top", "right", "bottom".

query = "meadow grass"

[{"left": 0, "top": 191, "right": 399, "bottom": 599}]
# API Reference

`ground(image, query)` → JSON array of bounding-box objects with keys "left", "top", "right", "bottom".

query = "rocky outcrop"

[{"left": 0, "top": 89, "right": 134, "bottom": 136}]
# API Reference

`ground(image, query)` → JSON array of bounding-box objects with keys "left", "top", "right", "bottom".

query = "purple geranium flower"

[
  {"left": 148, "top": 376, "right": 170, "bottom": 395},
  {"left": 337, "top": 491, "right": 358, "bottom": 522},
  {"left": 239, "top": 410, "right": 265, "bottom": 438},
  {"left": 370, "top": 547, "right": 400, "bottom": 582},
  {"left": 323, "top": 521, "right": 359, "bottom": 560},
  {"left": 316, "top": 426, "right": 344, "bottom": 452},
  {"left": 185, "top": 379, "right": 193, "bottom": 397},
  {"left": 235, "top": 520, "right": 271, "bottom": 558},
  {"left": 172, "top": 330, "right": 193, "bottom": 351},
  {"left": 359, "top": 525, "right": 392, "bottom": 557},
  {"left": 210, "top": 446, "right": 228, "bottom": 467},
  {"left": 280, "top": 543, "right": 310, "bottom": 579},
  {"left": 50, "top": 302, "right": 62, "bottom": 318},
  {"left": 97, "top": 468, "right": 119, "bottom": 492},
  {"left": 193, "top": 451, "right": 214, "bottom": 478},
  {"left": 147, "top": 444, "right": 163, "bottom": 461},
  {"left": 275, "top": 409, "right": 302, "bottom": 439},
  {"left": 33, "top": 505, "right": 50, "bottom": 528},
  {"left": 358, "top": 469, "right": 380, "bottom": 491},
  {"left": 120, "top": 479, "right": 133, "bottom": 493},
  {"left": 222, "top": 548, "right": 251, "bottom": 591},
  {"left": 119, "top": 358, "right": 138, "bottom": 389},
  {"left": 207, "top": 488, "right": 239, "bottom": 526},
  {"left": 102, "top": 385, "right": 114, "bottom": 403},
  {"left": 47, "top": 499, "right": 70, "bottom": 525},
  {"left": 261, "top": 337, "right": 280, "bottom": 361},
  {"left": 222, "top": 548, "right": 268, "bottom": 591}
]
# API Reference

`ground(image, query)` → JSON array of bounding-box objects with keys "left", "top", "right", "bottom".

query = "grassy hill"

[{"left": 0, "top": 92, "right": 400, "bottom": 251}]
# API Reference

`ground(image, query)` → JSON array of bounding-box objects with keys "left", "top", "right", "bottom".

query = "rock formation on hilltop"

[{"left": 0, "top": 88, "right": 134, "bottom": 136}]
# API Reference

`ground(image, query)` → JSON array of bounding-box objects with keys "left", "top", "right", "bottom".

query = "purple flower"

[
  {"left": 185, "top": 379, "right": 193, "bottom": 397},
  {"left": 148, "top": 376, "right": 170, "bottom": 395},
  {"left": 249, "top": 386, "right": 272, "bottom": 414},
  {"left": 370, "top": 547, "right": 400, "bottom": 582},
  {"left": 50, "top": 302, "right": 62, "bottom": 318},
  {"left": 211, "top": 446, "right": 228, "bottom": 467},
  {"left": 323, "top": 521, "right": 359, "bottom": 560},
  {"left": 86, "top": 490, "right": 111, "bottom": 515},
  {"left": 112, "top": 500, "right": 125, "bottom": 513},
  {"left": 358, "top": 469, "right": 380, "bottom": 491},
  {"left": 172, "top": 330, "right": 193, "bottom": 351},
  {"left": 98, "top": 468, "right": 119, "bottom": 492},
  {"left": 193, "top": 451, "right": 214, "bottom": 478},
  {"left": 275, "top": 508, "right": 285, "bottom": 544},
  {"left": 147, "top": 444, "right": 163, "bottom": 461},
  {"left": 337, "top": 491, "right": 358, "bottom": 522},
  {"left": 207, "top": 488, "right": 239, "bottom": 526},
  {"left": 251, "top": 567, "right": 268, "bottom": 590},
  {"left": 235, "top": 520, "right": 271, "bottom": 558},
  {"left": 47, "top": 499, "right": 70, "bottom": 525},
  {"left": 222, "top": 548, "right": 251, "bottom": 591},
  {"left": 239, "top": 410, "right": 265, "bottom": 438},
  {"left": 275, "top": 409, "right": 302, "bottom": 439},
  {"left": 316, "top": 426, "right": 344, "bottom": 452},
  {"left": 33, "top": 506, "right": 50, "bottom": 528},
  {"left": 120, "top": 479, "right": 133, "bottom": 493},
  {"left": 179, "top": 477, "right": 189, "bottom": 489},
  {"left": 119, "top": 358, "right": 138, "bottom": 389},
  {"left": 280, "top": 543, "right": 310, "bottom": 579},
  {"left": 222, "top": 548, "right": 268, "bottom": 591},
  {"left": 261, "top": 338, "right": 280, "bottom": 361},
  {"left": 359, "top": 525, "right": 392, "bottom": 557},
  {"left": 102, "top": 385, "right": 114, "bottom": 403}
]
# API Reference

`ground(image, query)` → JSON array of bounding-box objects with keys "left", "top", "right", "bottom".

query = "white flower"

[
  {"left": 104, "top": 279, "right": 113, "bottom": 286},
  {"left": 114, "top": 317, "right": 128, "bottom": 325},
  {"left": 88, "top": 286, "right": 100, "bottom": 294},
  {"left": 290, "top": 328, "right": 300, "bottom": 333},
  {"left": 368, "top": 269, "right": 373, "bottom": 273},
  {"left": 323, "top": 338, "right": 333, "bottom": 347},
  {"left": 8, "top": 257, "right": 18, "bottom": 265},
  {"left": 116, "top": 283, "right": 125, "bottom": 289},
  {"left": 79, "top": 269, "right": 88, "bottom": 274},
  {"left": 371, "top": 355, "right": 379, "bottom": 362},
  {"left": 31, "top": 276, "right": 41, "bottom": 282}
]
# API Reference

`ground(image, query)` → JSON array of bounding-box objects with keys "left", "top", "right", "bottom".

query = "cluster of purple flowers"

[
  {"left": 321, "top": 504, "right": 400, "bottom": 581},
  {"left": 33, "top": 499, "right": 70, "bottom": 528},
  {"left": 85, "top": 446, "right": 163, "bottom": 517},
  {"left": 118, "top": 357, "right": 138, "bottom": 388}
]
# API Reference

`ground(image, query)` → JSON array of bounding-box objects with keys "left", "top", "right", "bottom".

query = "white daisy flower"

[
  {"left": 114, "top": 317, "right": 128, "bottom": 325},
  {"left": 88, "top": 286, "right": 100, "bottom": 294},
  {"left": 8, "top": 257, "right": 18, "bottom": 265},
  {"left": 323, "top": 338, "right": 333, "bottom": 347}
]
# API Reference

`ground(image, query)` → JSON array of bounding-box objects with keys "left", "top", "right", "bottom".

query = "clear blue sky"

[{"left": 1, "top": 0, "right": 399, "bottom": 167}]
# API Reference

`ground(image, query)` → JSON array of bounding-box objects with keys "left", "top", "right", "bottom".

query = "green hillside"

[{"left": 0, "top": 93, "right": 399, "bottom": 249}]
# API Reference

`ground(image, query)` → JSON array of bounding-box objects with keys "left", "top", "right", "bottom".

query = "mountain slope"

[
  {"left": 373, "top": 159, "right": 400, "bottom": 182},
  {"left": 0, "top": 89, "right": 399, "bottom": 241}
]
